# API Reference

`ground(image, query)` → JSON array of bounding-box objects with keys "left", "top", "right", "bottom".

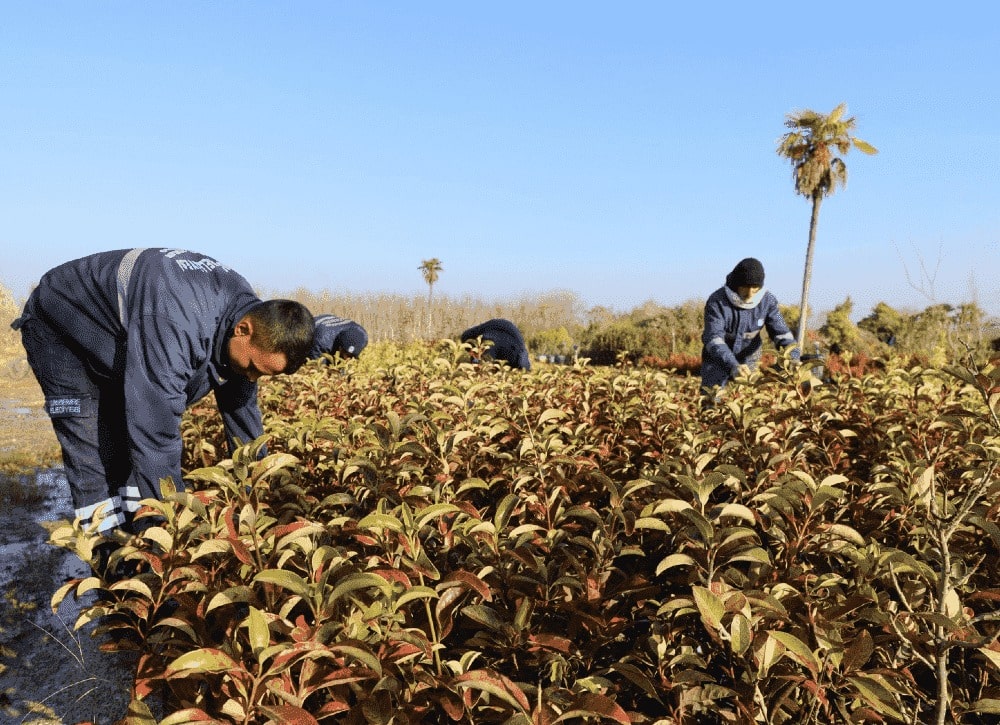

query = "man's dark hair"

[{"left": 247, "top": 300, "right": 315, "bottom": 373}]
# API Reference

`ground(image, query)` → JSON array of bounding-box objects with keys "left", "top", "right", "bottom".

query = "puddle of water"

[
  {"left": 33, "top": 467, "right": 73, "bottom": 520},
  {"left": 0, "top": 397, "right": 39, "bottom": 414}
]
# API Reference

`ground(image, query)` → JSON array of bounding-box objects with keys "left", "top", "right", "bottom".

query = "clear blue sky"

[{"left": 3, "top": 2, "right": 998, "bottom": 323}]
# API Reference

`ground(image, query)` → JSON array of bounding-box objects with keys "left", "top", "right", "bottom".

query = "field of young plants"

[{"left": 48, "top": 341, "right": 1000, "bottom": 724}]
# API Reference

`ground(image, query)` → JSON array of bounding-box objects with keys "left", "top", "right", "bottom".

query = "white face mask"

[{"left": 726, "top": 286, "right": 766, "bottom": 309}]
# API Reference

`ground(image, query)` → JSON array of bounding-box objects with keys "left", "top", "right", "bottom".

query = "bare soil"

[{"left": 0, "top": 361, "right": 138, "bottom": 724}]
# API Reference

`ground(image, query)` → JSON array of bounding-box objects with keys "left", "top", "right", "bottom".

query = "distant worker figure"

[
  {"left": 310, "top": 314, "right": 368, "bottom": 360},
  {"left": 461, "top": 318, "right": 531, "bottom": 371},
  {"left": 12, "top": 248, "right": 315, "bottom": 535},
  {"left": 701, "top": 257, "right": 798, "bottom": 399}
]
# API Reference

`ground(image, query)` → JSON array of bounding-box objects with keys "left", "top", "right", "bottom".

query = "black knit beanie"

[{"left": 726, "top": 257, "right": 765, "bottom": 289}]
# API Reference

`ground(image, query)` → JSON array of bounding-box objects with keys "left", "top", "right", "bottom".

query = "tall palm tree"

[
  {"left": 419, "top": 258, "right": 443, "bottom": 333},
  {"left": 777, "top": 103, "right": 877, "bottom": 350},
  {"left": 419, "top": 258, "right": 443, "bottom": 305}
]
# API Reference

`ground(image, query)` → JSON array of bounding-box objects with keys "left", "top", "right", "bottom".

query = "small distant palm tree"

[
  {"left": 419, "top": 258, "right": 443, "bottom": 334},
  {"left": 419, "top": 258, "right": 443, "bottom": 306},
  {"left": 777, "top": 103, "right": 877, "bottom": 349}
]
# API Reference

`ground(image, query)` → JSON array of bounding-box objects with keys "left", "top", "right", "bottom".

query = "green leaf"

[
  {"left": 393, "top": 585, "right": 439, "bottom": 610},
  {"left": 415, "top": 502, "right": 461, "bottom": 529},
  {"left": 51, "top": 578, "right": 95, "bottom": 613},
  {"left": 453, "top": 670, "right": 530, "bottom": 713},
  {"left": 715, "top": 503, "right": 756, "bottom": 524},
  {"left": 757, "top": 633, "right": 781, "bottom": 677},
  {"left": 109, "top": 577, "right": 154, "bottom": 599},
  {"left": 120, "top": 699, "right": 158, "bottom": 725},
  {"left": 680, "top": 507, "right": 714, "bottom": 543},
  {"left": 167, "top": 648, "right": 240, "bottom": 676},
  {"left": 192, "top": 539, "right": 232, "bottom": 560},
  {"left": 634, "top": 517, "right": 671, "bottom": 533},
  {"left": 275, "top": 522, "right": 324, "bottom": 550},
  {"left": 185, "top": 466, "right": 238, "bottom": 487},
  {"left": 768, "top": 630, "right": 821, "bottom": 676},
  {"left": 328, "top": 643, "right": 383, "bottom": 676},
  {"left": 150, "top": 616, "right": 198, "bottom": 641},
  {"left": 968, "top": 698, "right": 1000, "bottom": 715},
  {"left": 912, "top": 611, "right": 964, "bottom": 632},
  {"left": 253, "top": 569, "right": 310, "bottom": 597},
  {"left": 250, "top": 452, "right": 300, "bottom": 484},
  {"left": 978, "top": 647, "right": 1000, "bottom": 670},
  {"left": 563, "top": 504, "right": 603, "bottom": 525},
  {"left": 494, "top": 493, "right": 519, "bottom": 530},
  {"left": 258, "top": 705, "right": 319, "bottom": 725},
  {"left": 823, "top": 523, "right": 866, "bottom": 546},
  {"left": 552, "top": 693, "right": 631, "bottom": 724},
  {"left": 693, "top": 586, "right": 726, "bottom": 631},
  {"left": 329, "top": 572, "right": 392, "bottom": 603},
  {"left": 847, "top": 675, "right": 905, "bottom": 720},
  {"left": 357, "top": 512, "right": 404, "bottom": 533},
  {"left": 206, "top": 585, "right": 254, "bottom": 612},
  {"left": 910, "top": 466, "right": 935, "bottom": 508},
  {"left": 944, "top": 365, "right": 977, "bottom": 385},
  {"left": 730, "top": 613, "right": 752, "bottom": 656},
  {"left": 538, "top": 408, "right": 566, "bottom": 424},
  {"left": 969, "top": 515, "right": 1000, "bottom": 550},
  {"left": 457, "top": 477, "right": 489, "bottom": 493},
  {"left": 727, "top": 547, "right": 772, "bottom": 565},
  {"left": 942, "top": 587, "right": 962, "bottom": 618},
  {"left": 245, "top": 605, "right": 270, "bottom": 655},
  {"left": 607, "top": 662, "right": 661, "bottom": 701},
  {"left": 140, "top": 526, "right": 173, "bottom": 552},
  {"left": 656, "top": 553, "right": 697, "bottom": 575},
  {"left": 819, "top": 473, "right": 849, "bottom": 488},
  {"left": 509, "top": 523, "right": 545, "bottom": 537},
  {"left": 159, "top": 708, "right": 219, "bottom": 724},
  {"left": 842, "top": 630, "right": 873, "bottom": 673},
  {"left": 651, "top": 498, "right": 693, "bottom": 515},
  {"left": 462, "top": 604, "right": 513, "bottom": 635}
]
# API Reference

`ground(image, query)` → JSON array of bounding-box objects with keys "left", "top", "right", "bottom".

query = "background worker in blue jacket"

[
  {"left": 12, "top": 248, "right": 315, "bottom": 536},
  {"left": 461, "top": 318, "right": 531, "bottom": 371},
  {"left": 310, "top": 314, "right": 368, "bottom": 360},
  {"left": 700, "top": 257, "right": 798, "bottom": 401}
]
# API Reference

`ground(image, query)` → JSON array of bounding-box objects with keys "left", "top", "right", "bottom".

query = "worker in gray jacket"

[
  {"left": 310, "top": 314, "right": 368, "bottom": 360},
  {"left": 701, "top": 257, "right": 798, "bottom": 398},
  {"left": 12, "top": 248, "right": 315, "bottom": 535}
]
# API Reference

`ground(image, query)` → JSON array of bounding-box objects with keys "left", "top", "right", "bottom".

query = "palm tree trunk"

[
  {"left": 426, "top": 286, "right": 434, "bottom": 336},
  {"left": 796, "top": 195, "right": 823, "bottom": 350}
]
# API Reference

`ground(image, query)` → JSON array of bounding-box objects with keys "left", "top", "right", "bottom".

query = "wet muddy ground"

[
  {"left": 0, "top": 468, "right": 138, "bottom": 724},
  {"left": 0, "top": 366, "right": 137, "bottom": 724}
]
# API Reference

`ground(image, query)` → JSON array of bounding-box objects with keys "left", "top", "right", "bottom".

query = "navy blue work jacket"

[
  {"left": 701, "top": 286, "right": 797, "bottom": 388},
  {"left": 461, "top": 318, "right": 531, "bottom": 370},
  {"left": 22, "top": 248, "right": 264, "bottom": 494},
  {"left": 310, "top": 314, "right": 368, "bottom": 359}
]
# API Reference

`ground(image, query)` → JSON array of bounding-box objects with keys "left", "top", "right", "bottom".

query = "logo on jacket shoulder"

[
  {"left": 161, "top": 250, "right": 233, "bottom": 274},
  {"left": 757, "top": 318, "right": 764, "bottom": 327}
]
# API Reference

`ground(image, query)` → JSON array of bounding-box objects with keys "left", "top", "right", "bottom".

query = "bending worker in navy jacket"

[
  {"left": 310, "top": 314, "right": 368, "bottom": 360},
  {"left": 12, "top": 249, "right": 315, "bottom": 535},
  {"left": 701, "top": 257, "right": 798, "bottom": 396},
  {"left": 461, "top": 318, "right": 531, "bottom": 371}
]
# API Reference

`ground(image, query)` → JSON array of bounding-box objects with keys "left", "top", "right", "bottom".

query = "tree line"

[{"left": 276, "top": 285, "right": 999, "bottom": 369}]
